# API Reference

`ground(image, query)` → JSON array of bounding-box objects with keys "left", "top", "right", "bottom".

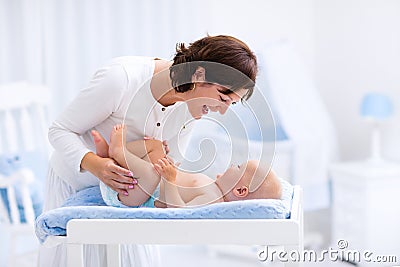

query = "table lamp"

[{"left": 360, "top": 92, "right": 393, "bottom": 163}]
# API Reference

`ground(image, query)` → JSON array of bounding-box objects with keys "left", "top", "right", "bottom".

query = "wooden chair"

[{"left": 0, "top": 82, "right": 50, "bottom": 267}]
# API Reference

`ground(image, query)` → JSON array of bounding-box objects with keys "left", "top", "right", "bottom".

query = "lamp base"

[{"left": 369, "top": 125, "right": 383, "bottom": 166}]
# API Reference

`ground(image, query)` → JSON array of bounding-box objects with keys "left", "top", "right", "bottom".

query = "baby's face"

[
  {"left": 215, "top": 160, "right": 259, "bottom": 194},
  {"left": 217, "top": 162, "right": 246, "bottom": 181}
]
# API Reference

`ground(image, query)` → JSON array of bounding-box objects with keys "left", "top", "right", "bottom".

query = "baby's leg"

[
  {"left": 108, "top": 125, "right": 129, "bottom": 169},
  {"left": 91, "top": 130, "right": 109, "bottom": 158},
  {"left": 145, "top": 140, "right": 167, "bottom": 163},
  {"left": 125, "top": 139, "right": 166, "bottom": 164},
  {"left": 109, "top": 125, "right": 161, "bottom": 207}
]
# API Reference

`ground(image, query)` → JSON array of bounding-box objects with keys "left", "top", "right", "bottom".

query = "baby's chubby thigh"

[
  {"left": 144, "top": 139, "right": 166, "bottom": 163},
  {"left": 117, "top": 185, "right": 155, "bottom": 207},
  {"left": 125, "top": 138, "right": 165, "bottom": 164}
]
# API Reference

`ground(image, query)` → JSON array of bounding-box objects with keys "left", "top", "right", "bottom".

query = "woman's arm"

[{"left": 48, "top": 64, "right": 134, "bottom": 195}]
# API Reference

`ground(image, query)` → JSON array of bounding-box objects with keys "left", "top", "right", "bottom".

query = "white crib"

[
  {"left": 0, "top": 82, "right": 50, "bottom": 267},
  {"left": 61, "top": 186, "right": 303, "bottom": 267}
]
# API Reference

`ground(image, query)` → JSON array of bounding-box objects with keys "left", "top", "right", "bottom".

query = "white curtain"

[
  {"left": 0, "top": 0, "right": 44, "bottom": 83},
  {"left": 0, "top": 0, "right": 212, "bottom": 119}
]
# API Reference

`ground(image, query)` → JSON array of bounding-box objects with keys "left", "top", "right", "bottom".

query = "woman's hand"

[
  {"left": 153, "top": 157, "right": 177, "bottom": 183},
  {"left": 96, "top": 157, "right": 138, "bottom": 196},
  {"left": 81, "top": 152, "right": 137, "bottom": 196}
]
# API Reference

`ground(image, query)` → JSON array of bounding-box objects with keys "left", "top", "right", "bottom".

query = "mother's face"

[{"left": 185, "top": 84, "right": 247, "bottom": 119}]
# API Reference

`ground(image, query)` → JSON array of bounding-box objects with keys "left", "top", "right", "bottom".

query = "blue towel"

[{"left": 35, "top": 179, "right": 293, "bottom": 244}]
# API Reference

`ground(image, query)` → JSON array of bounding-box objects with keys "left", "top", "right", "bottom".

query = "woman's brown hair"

[{"left": 170, "top": 35, "right": 258, "bottom": 100}]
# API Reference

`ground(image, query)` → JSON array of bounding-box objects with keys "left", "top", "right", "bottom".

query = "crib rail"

[{"left": 0, "top": 169, "right": 35, "bottom": 225}]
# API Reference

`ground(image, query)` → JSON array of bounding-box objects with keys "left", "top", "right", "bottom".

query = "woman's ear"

[
  {"left": 232, "top": 185, "right": 249, "bottom": 198},
  {"left": 191, "top": 66, "right": 206, "bottom": 82}
]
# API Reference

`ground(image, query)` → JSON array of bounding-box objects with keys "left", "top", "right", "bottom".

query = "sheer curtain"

[
  {"left": 0, "top": 0, "right": 210, "bottom": 119},
  {"left": 0, "top": 0, "right": 44, "bottom": 84}
]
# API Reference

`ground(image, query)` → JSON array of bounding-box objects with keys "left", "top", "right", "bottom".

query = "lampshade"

[{"left": 360, "top": 92, "right": 393, "bottom": 119}]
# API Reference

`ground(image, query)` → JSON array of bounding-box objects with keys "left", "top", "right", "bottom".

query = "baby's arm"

[{"left": 154, "top": 158, "right": 184, "bottom": 208}]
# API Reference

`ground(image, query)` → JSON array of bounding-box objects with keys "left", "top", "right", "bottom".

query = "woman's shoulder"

[
  {"left": 91, "top": 56, "right": 151, "bottom": 81},
  {"left": 110, "top": 56, "right": 153, "bottom": 65},
  {"left": 109, "top": 56, "right": 155, "bottom": 70},
  {"left": 107, "top": 56, "right": 155, "bottom": 83}
]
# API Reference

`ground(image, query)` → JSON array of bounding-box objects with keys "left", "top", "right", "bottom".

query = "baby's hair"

[{"left": 249, "top": 168, "right": 282, "bottom": 200}]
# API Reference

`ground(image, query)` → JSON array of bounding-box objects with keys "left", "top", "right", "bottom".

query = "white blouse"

[{"left": 48, "top": 56, "right": 194, "bottom": 191}]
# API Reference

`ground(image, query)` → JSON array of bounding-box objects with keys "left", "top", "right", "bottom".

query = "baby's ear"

[{"left": 232, "top": 185, "right": 249, "bottom": 198}]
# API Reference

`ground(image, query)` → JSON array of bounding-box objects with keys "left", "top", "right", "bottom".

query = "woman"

[{"left": 39, "top": 35, "right": 258, "bottom": 267}]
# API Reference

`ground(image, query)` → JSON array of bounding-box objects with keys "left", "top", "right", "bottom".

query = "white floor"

[
  {"left": 159, "top": 245, "right": 353, "bottom": 267},
  {"left": 1, "top": 244, "right": 362, "bottom": 267}
]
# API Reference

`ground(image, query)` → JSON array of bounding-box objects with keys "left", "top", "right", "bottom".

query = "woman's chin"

[{"left": 189, "top": 111, "right": 203, "bottom": 120}]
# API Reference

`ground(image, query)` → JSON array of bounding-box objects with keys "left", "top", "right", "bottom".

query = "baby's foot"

[
  {"left": 109, "top": 124, "right": 126, "bottom": 160},
  {"left": 91, "top": 130, "right": 109, "bottom": 158}
]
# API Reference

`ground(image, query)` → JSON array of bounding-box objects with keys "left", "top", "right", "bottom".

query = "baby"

[{"left": 93, "top": 125, "right": 282, "bottom": 208}]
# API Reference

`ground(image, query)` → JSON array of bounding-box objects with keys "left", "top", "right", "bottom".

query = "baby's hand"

[
  {"left": 154, "top": 157, "right": 177, "bottom": 182},
  {"left": 162, "top": 140, "right": 170, "bottom": 155}
]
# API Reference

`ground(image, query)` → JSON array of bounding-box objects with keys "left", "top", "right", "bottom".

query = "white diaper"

[{"left": 99, "top": 181, "right": 160, "bottom": 208}]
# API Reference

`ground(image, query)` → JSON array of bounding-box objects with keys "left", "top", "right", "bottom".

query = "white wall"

[
  {"left": 206, "top": 0, "right": 400, "bottom": 162},
  {"left": 1, "top": 0, "right": 399, "bottom": 162},
  {"left": 314, "top": 0, "right": 400, "bottom": 161},
  {"left": 207, "top": 0, "right": 316, "bottom": 74}
]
